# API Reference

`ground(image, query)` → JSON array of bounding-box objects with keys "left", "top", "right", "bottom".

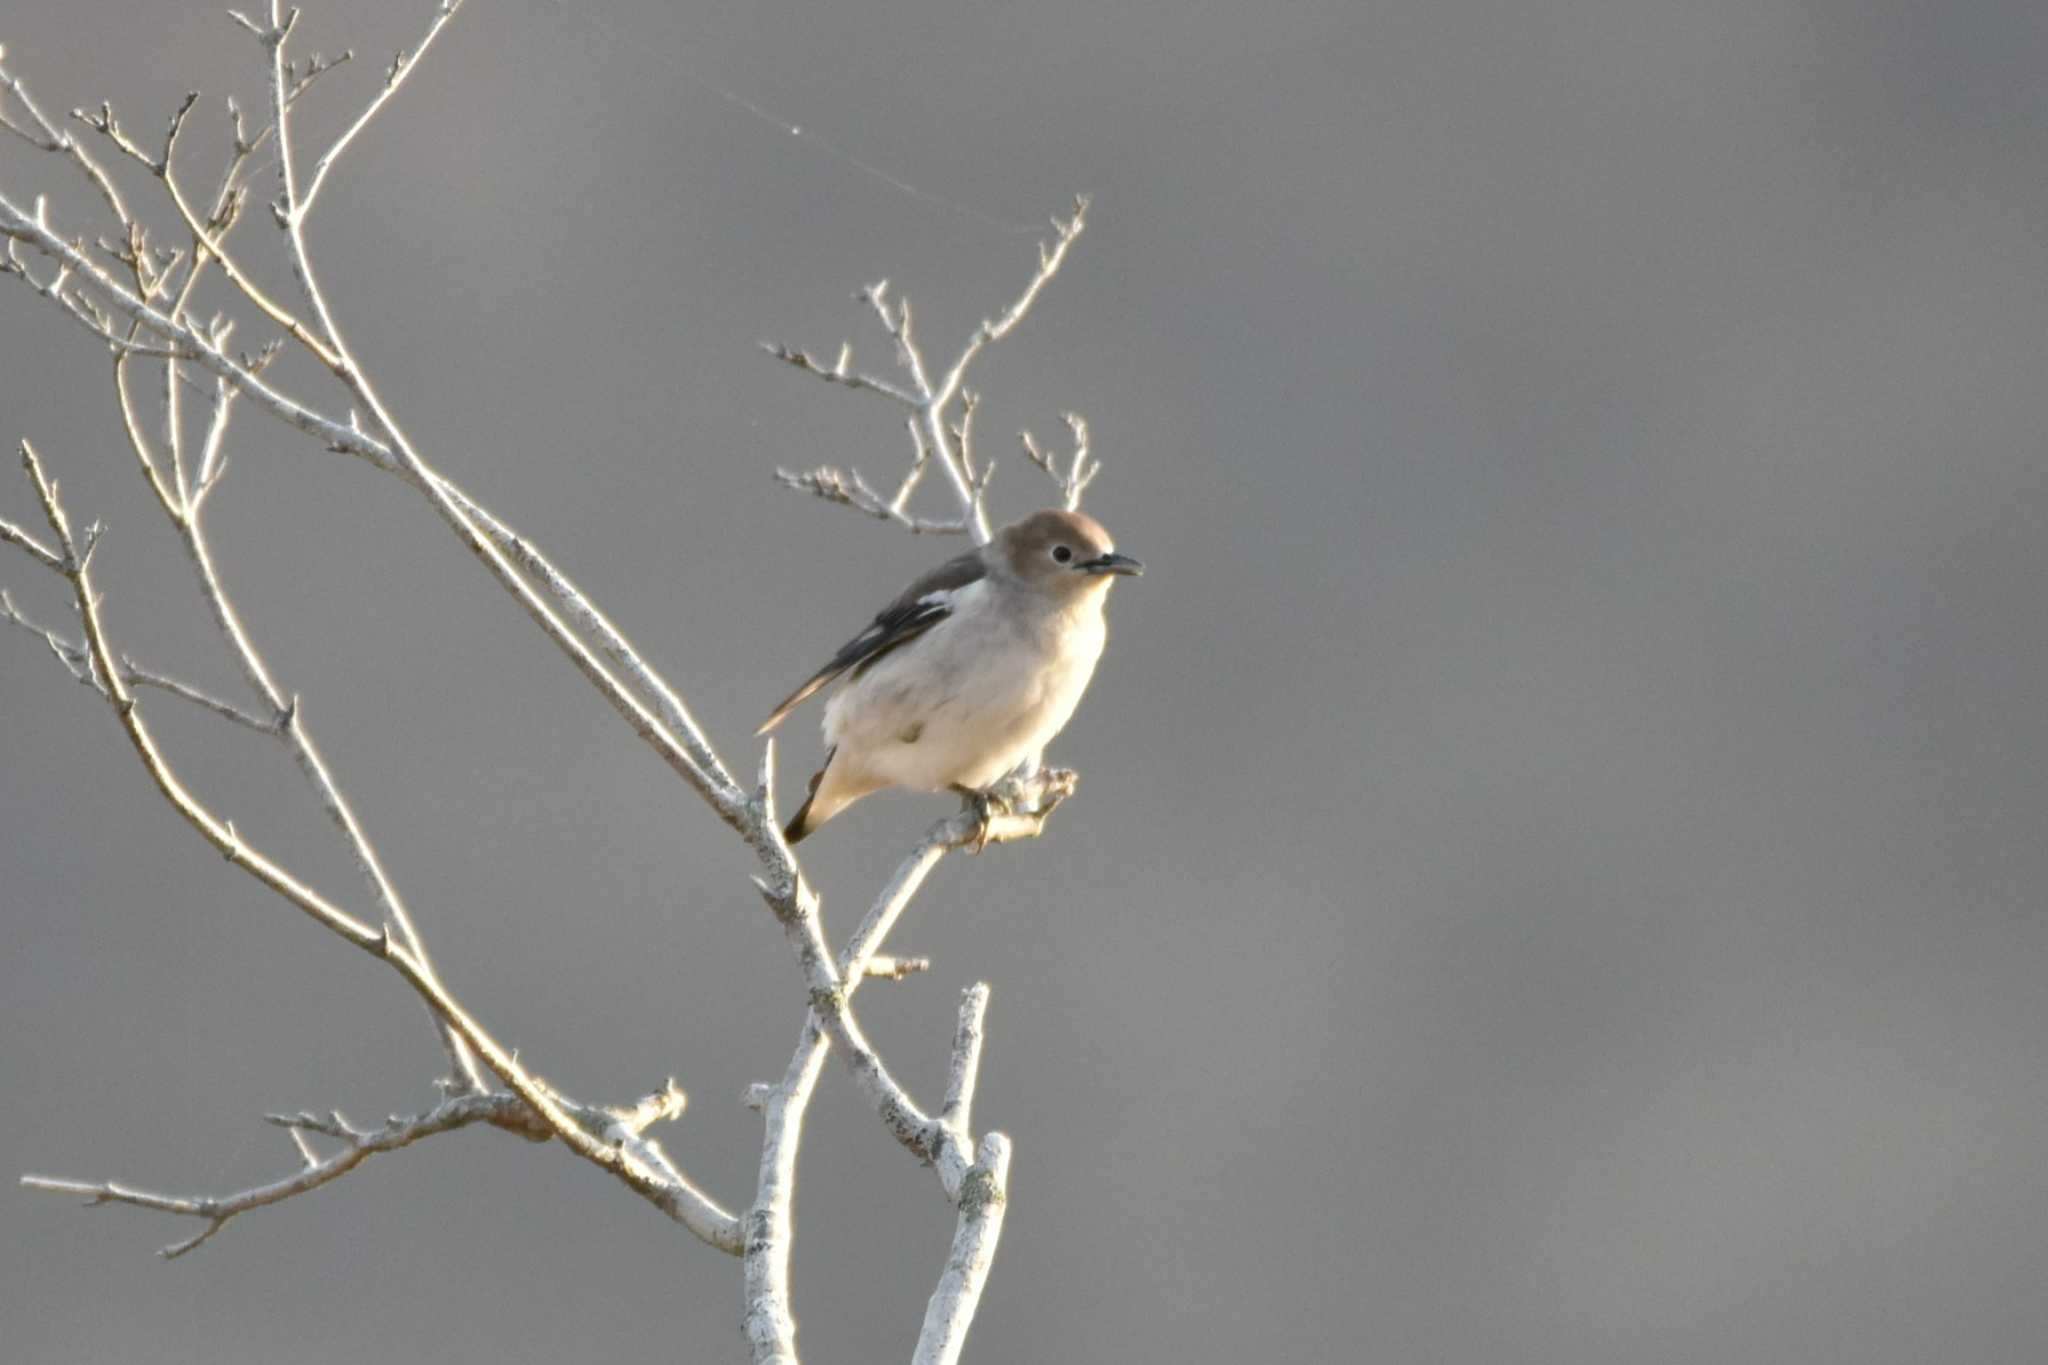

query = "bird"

[{"left": 758, "top": 508, "right": 1143, "bottom": 843}]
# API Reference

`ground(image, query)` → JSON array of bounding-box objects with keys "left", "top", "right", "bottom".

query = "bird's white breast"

[{"left": 822, "top": 578, "right": 1109, "bottom": 793}]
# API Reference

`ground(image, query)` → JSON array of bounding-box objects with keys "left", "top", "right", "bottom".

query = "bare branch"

[
  {"left": 25, "top": 98, "right": 488, "bottom": 1085},
  {"left": 745, "top": 821, "right": 957, "bottom": 1362},
  {"left": 599, "top": 1078, "right": 689, "bottom": 1142},
  {"left": 373, "top": 932, "right": 742, "bottom": 1251},
  {"left": 299, "top": 2, "right": 466, "bottom": 215},
  {"left": 862, "top": 280, "right": 935, "bottom": 399},
  {"left": 11, "top": 441, "right": 739, "bottom": 1250},
  {"left": 757, "top": 878, "right": 955, "bottom": 1179},
  {"left": 0, "top": 52, "right": 133, "bottom": 225},
  {"left": 760, "top": 339, "right": 922, "bottom": 408},
  {"left": 113, "top": 349, "right": 181, "bottom": 518},
  {"left": 864, "top": 954, "right": 933, "bottom": 981},
  {"left": 121, "top": 665, "right": 280, "bottom": 734},
  {"left": 191, "top": 373, "right": 240, "bottom": 506},
  {"left": 154, "top": 161, "right": 345, "bottom": 372},
  {"left": 0, "top": 239, "right": 197, "bottom": 362},
  {"left": 5, "top": 18, "right": 1078, "bottom": 1358},
  {"left": 272, "top": 27, "right": 755, "bottom": 846},
  {"left": 743, "top": 762, "right": 1072, "bottom": 1361},
  {"left": 766, "top": 198, "right": 1090, "bottom": 546},
  {"left": 174, "top": 495, "right": 487, "bottom": 1087},
  {"left": 772, "top": 464, "right": 969, "bottom": 534},
  {"left": 940, "top": 983, "right": 990, "bottom": 1137},
  {"left": 0, "top": 514, "right": 63, "bottom": 571},
  {"left": 1019, "top": 412, "right": 1100, "bottom": 512},
  {"left": 284, "top": 49, "right": 354, "bottom": 109},
  {"left": 912, "top": 1134, "right": 1013, "bottom": 1365},
  {"left": 0, "top": 193, "right": 748, "bottom": 835},
  {"left": 8, "top": 80, "right": 491, "bottom": 1082},
  {"left": 951, "top": 388, "right": 980, "bottom": 484},
  {"left": 17, "top": 437, "right": 377, "bottom": 949},
  {"left": 71, "top": 101, "right": 164, "bottom": 177},
  {"left": 21, "top": 1091, "right": 546, "bottom": 1260},
  {"left": 752, "top": 770, "right": 1063, "bottom": 1191},
  {"left": 931, "top": 196, "right": 1090, "bottom": 408},
  {"left": 742, "top": 751, "right": 959, "bottom": 1188}
]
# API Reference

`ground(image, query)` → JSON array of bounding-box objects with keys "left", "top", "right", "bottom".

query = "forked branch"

[
  {"left": 3, "top": 9, "right": 1089, "bottom": 1360},
  {"left": 4, "top": 439, "right": 739, "bottom": 1253},
  {"left": 766, "top": 196, "right": 1095, "bottom": 543},
  {"left": 21, "top": 1092, "right": 549, "bottom": 1260}
]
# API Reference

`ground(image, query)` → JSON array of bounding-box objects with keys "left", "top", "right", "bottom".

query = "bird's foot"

[
  {"left": 954, "top": 768, "right": 1079, "bottom": 852},
  {"left": 953, "top": 786, "right": 1011, "bottom": 853}
]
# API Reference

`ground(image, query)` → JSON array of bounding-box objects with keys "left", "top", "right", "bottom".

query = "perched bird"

[{"left": 759, "top": 508, "right": 1142, "bottom": 843}]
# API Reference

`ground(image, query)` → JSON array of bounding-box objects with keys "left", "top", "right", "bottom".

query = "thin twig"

[
  {"left": 21, "top": 1091, "right": 546, "bottom": 1259},
  {"left": 864, "top": 954, "right": 933, "bottom": 981},
  {"left": 761, "top": 340, "right": 921, "bottom": 408},
  {"left": 299, "top": 1, "right": 466, "bottom": 215},
  {"left": 0, "top": 51, "right": 132, "bottom": 225},
  {"left": 121, "top": 666, "right": 280, "bottom": 734},
  {"left": 1020, "top": 412, "right": 1100, "bottom": 512},
  {"left": 0, "top": 514, "right": 63, "bottom": 571},
  {"left": 0, "top": 193, "right": 749, "bottom": 835},
  {"left": 772, "top": 464, "right": 969, "bottom": 534},
  {"left": 932, "top": 196, "right": 1091, "bottom": 408},
  {"left": 4, "top": 21, "right": 1070, "bottom": 1360},
  {"left": 13, "top": 440, "right": 739, "bottom": 1251},
  {"left": 766, "top": 196, "right": 1091, "bottom": 544},
  {"left": 940, "top": 984, "right": 991, "bottom": 1137}
]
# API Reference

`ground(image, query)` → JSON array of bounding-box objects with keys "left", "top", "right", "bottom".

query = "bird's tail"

[{"left": 782, "top": 747, "right": 835, "bottom": 845}]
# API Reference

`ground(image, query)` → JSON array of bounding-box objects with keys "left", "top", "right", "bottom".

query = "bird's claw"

[
  {"left": 964, "top": 787, "right": 1015, "bottom": 854},
  {"left": 958, "top": 767, "right": 1078, "bottom": 852}
]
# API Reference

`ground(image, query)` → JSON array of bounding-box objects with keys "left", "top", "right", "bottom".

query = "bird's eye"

[{"left": 1052, "top": 545, "right": 1074, "bottom": 564}]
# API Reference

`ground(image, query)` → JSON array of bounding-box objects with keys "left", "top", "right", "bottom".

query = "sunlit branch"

[{"left": 765, "top": 197, "right": 1092, "bottom": 544}]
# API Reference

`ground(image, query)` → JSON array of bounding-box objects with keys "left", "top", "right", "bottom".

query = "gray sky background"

[{"left": 5, "top": 1, "right": 2047, "bottom": 1361}]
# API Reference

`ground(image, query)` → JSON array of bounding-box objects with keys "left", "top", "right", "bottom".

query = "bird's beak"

[{"left": 1078, "top": 551, "right": 1144, "bottom": 577}]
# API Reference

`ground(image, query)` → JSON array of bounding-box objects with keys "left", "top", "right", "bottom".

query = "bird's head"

[{"left": 993, "top": 509, "right": 1143, "bottom": 598}]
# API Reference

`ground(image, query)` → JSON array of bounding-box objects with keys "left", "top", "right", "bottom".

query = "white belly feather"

[{"left": 821, "top": 579, "right": 1108, "bottom": 794}]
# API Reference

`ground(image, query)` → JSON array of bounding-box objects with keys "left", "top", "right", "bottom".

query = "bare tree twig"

[
  {"left": 765, "top": 197, "right": 1092, "bottom": 544},
  {"left": 772, "top": 463, "right": 970, "bottom": 535},
  {"left": 122, "top": 666, "right": 280, "bottom": 733},
  {"left": 19, "top": 1075, "right": 721, "bottom": 1262},
  {"left": 741, "top": 757, "right": 1066, "bottom": 1362},
  {"left": 0, "top": 46, "right": 133, "bottom": 226},
  {"left": 0, "top": 67, "right": 487, "bottom": 1085},
  {"left": 20, "top": 1091, "right": 547, "bottom": 1260},
  {"left": 0, "top": 194, "right": 749, "bottom": 830},
  {"left": 761, "top": 339, "right": 922, "bottom": 408},
  {"left": 912, "top": 1134, "right": 1012, "bottom": 1365},
  {"left": 743, "top": 811, "right": 961, "bottom": 1363},
  {"left": 257, "top": 5, "right": 752, "bottom": 861},
  {"left": 299, "top": 1, "right": 466, "bottom": 215},
  {"left": 4, "top": 591, "right": 272, "bottom": 724},
  {"left": 931, "top": 197, "right": 1090, "bottom": 408},
  {"left": 746, "top": 746, "right": 1067, "bottom": 1191},
  {"left": 940, "top": 983, "right": 990, "bottom": 1138},
  {"left": 864, "top": 954, "right": 933, "bottom": 981},
  {"left": 11, "top": 438, "right": 380, "bottom": 945},
  {"left": 4, "top": 14, "right": 1087, "bottom": 1358},
  {"left": 0, "top": 209, "right": 752, "bottom": 1121},
  {"left": 1, "top": 235, "right": 198, "bottom": 361},
  {"left": 0, "top": 513, "right": 63, "bottom": 570},
  {"left": 1019, "top": 413, "right": 1100, "bottom": 512},
  {"left": 9, "top": 438, "right": 740, "bottom": 1252}
]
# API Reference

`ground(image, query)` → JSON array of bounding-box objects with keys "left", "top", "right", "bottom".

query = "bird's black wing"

[{"left": 756, "top": 547, "right": 986, "bottom": 735}]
